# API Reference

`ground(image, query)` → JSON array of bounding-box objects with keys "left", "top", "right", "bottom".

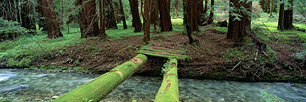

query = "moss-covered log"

[
  {"left": 155, "top": 59, "right": 179, "bottom": 102},
  {"left": 53, "top": 54, "right": 148, "bottom": 102}
]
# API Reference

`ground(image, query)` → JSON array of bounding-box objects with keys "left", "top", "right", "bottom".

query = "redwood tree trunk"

[
  {"left": 105, "top": 0, "right": 117, "bottom": 29},
  {"left": 203, "top": 0, "right": 208, "bottom": 25},
  {"left": 227, "top": 0, "right": 248, "bottom": 43},
  {"left": 150, "top": 0, "right": 159, "bottom": 33},
  {"left": 144, "top": 0, "right": 151, "bottom": 44},
  {"left": 119, "top": 0, "right": 127, "bottom": 29},
  {"left": 129, "top": 0, "right": 142, "bottom": 32},
  {"left": 198, "top": 0, "right": 204, "bottom": 26},
  {"left": 158, "top": 0, "right": 173, "bottom": 32},
  {"left": 77, "top": 0, "right": 100, "bottom": 38},
  {"left": 207, "top": 0, "right": 214, "bottom": 24},
  {"left": 244, "top": 0, "right": 252, "bottom": 30},
  {"left": 184, "top": 0, "right": 198, "bottom": 44},
  {"left": 283, "top": 0, "right": 293, "bottom": 30},
  {"left": 99, "top": 0, "right": 106, "bottom": 38},
  {"left": 41, "top": 0, "right": 63, "bottom": 39},
  {"left": 277, "top": 0, "right": 284, "bottom": 31},
  {"left": 21, "top": 0, "right": 35, "bottom": 29}
]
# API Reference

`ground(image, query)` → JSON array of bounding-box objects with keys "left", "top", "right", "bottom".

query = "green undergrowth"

[
  {"left": 252, "top": 13, "right": 306, "bottom": 42},
  {"left": 0, "top": 27, "right": 84, "bottom": 67}
]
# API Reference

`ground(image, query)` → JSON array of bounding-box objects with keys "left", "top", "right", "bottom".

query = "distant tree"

[
  {"left": 277, "top": 0, "right": 284, "bottom": 31},
  {"left": 21, "top": 0, "right": 36, "bottom": 29},
  {"left": 99, "top": 0, "right": 106, "bottom": 38},
  {"left": 38, "top": 0, "right": 63, "bottom": 39},
  {"left": 119, "top": 0, "right": 127, "bottom": 29},
  {"left": 183, "top": 0, "right": 198, "bottom": 44},
  {"left": 259, "top": 0, "right": 277, "bottom": 13},
  {"left": 158, "top": 0, "right": 173, "bottom": 32},
  {"left": 76, "top": 0, "right": 99, "bottom": 38},
  {"left": 0, "top": 0, "right": 17, "bottom": 40},
  {"left": 227, "top": 0, "right": 252, "bottom": 43},
  {"left": 283, "top": 0, "right": 293, "bottom": 30},
  {"left": 150, "top": 0, "right": 159, "bottom": 33},
  {"left": 203, "top": 0, "right": 208, "bottom": 26},
  {"left": 129, "top": 0, "right": 142, "bottom": 32},
  {"left": 207, "top": 0, "right": 214, "bottom": 24},
  {"left": 105, "top": 0, "right": 117, "bottom": 29},
  {"left": 197, "top": 0, "right": 205, "bottom": 26},
  {"left": 143, "top": 0, "right": 151, "bottom": 44}
]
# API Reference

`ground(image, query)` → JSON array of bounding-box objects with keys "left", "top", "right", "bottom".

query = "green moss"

[{"left": 1, "top": 99, "right": 10, "bottom": 102}]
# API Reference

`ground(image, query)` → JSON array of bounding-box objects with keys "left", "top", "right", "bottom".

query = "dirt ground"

[{"left": 31, "top": 26, "right": 306, "bottom": 82}]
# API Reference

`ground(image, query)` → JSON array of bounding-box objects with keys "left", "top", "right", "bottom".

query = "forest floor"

[{"left": 29, "top": 24, "right": 306, "bottom": 82}]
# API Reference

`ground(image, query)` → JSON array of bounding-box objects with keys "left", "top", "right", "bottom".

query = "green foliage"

[
  {"left": 0, "top": 17, "right": 28, "bottom": 36},
  {"left": 260, "top": 91, "right": 285, "bottom": 102},
  {"left": 161, "top": 57, "right": 173, "bottom": 74}
]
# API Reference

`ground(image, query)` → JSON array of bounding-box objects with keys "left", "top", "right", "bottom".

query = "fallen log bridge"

[
  {"left": 155, "top": 58, "right": 179, "bottom": 102},
  {"left": 54, "top": 47, "right": 187, "bottom": 102},
  {"left": 53, "top": 54, "right": 148, "bottom": 102}
]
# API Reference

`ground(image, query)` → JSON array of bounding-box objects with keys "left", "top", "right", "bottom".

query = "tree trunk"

[
  {"left": 105, "top": 0, "right": 117, "bottom": 29},
  {"left": 184, "top": 0, "right": 197, "bottom": 44},
  {"left": 269, "top": 0, "right": 273, "bottom": 17},
  {"left": 53, "top": 54, "right": 148, "bottom": 102},
  {"left": 129, "top": 0, "right": 142, "bottom": 32},
  {"left": 119, "top": 0, "right": 127, "bottom": 29},
  {"left": 21, "top": 0, "right": 35, "bottom": 29},
  {"left": 244, "top": 0, "right": 252, "bottom": 30},
  {"left": 283, "top": 0, "right": 293, "bottom": 30},
  {"left": 155, "top": 59, "right": 179, "bottom": 102},
  {"left": 207, "top": 0, "right": 214, "bottom": 24},
  {"left": 198, "top": 0, "right": 204, "bottom": 26},
  {"left": 42, "top": 0, "right": 63, "bottom": 39},
  {"left": 150, "top": 0, "right": 159, "bottom": 33},
  {"left": 158, "top": 0, "right": 173, "bottom": 32},
  {"left": 144, "top": 0, "right": 151, "bottom": 44},
  {"left": 78, "top": 0, "right": 100, "bottom": 38},
  {"left": 99, "top": 0, "right": 106, "bottom": 38},
  {"left": 277, "top": 0, "right": 284, "bottom": 31},
  {"left": 227, "top": 0, "right": 247, "bottom": 43},
  {"left": 203, "top": 0, "right": 208, "bottom": 26}
]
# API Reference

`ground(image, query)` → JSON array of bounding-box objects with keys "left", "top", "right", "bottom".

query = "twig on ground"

[{"left": 232, "top": 55, "right": 250, "bottom": 70}]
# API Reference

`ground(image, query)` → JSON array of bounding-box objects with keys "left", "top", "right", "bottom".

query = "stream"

[{"left": 0, "top": 69, "right": 306, "bottom": 102}]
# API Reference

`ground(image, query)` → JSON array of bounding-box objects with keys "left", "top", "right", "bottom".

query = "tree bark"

[
  {"left": 227, "top": 0, "right": 248, "bottom": 43},
  {"left": 158, "top": 0, "right": 173, "bottom": 32},
  {"left": 99, "top": 0, "right": 107, "bottom": 38},
  {"left": 207, "top": 0, "right": 214, "bottom": 24},
  {"left": 119, "top": 0, "right": 127, "bottom": 29},
  {"left": 21, "top": 0, "right": 35, "bottom": 29},
  {"left": 144, "top": 0, "right": 151, "bottom": 44},
  {"left": 197, "top": 0, "right": 204, "bottom": 26},
  {"left": 277, "top": 0, "right": 284, "bottom": 31},
  {"left": 150, "top": 0, "right": 159, "bottom": 33},
  {"left": 203, "top": 0, "right": 208, "bottom": 26},
  {"left": 184, "top": 0, "right": 197, "bottom": 44},
  {"left": 41, "top": 0, "right": 63, "bottom": 39},
  {"left": 129, "top": 0, "right": 142, "bottom": 32},
  {"left": 155, "top": 59, "right": 179, "bottom": 102},
  {"left": 77, "top": 0, "right": 100, "bottom": 38},
  {"left": 244, "top": 0, "right": 252, "bottom": 30},
  {"left": 53, "top": 54, "right": 148, "bottom": 102},
  {"left": 105, "top": 0, "right": 117, "bottom": 29},
  {"left": 283, "top": 0, "right": 293, "bottom": 30}
]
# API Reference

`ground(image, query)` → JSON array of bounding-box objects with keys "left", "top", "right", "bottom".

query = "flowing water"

[{"left": 0, "top": 69, "right": 306, "bottom": 102}]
